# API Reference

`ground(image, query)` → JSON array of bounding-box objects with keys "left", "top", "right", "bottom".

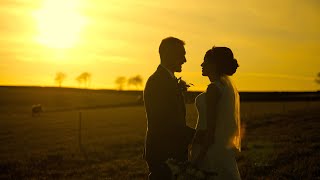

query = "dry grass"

[
  {"left": 0, "top": 87, "right": 140, "bottom": 113},
  {"left": 0, "top": 98, "right": 319, "bottom": 179},
  {"left": 238, "top": 110, "right": 320, "bottom": 179}
]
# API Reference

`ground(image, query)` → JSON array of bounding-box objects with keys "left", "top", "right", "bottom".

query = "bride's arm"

[{"left": 193, "top": 84, "right": 221, "bottom": 163}]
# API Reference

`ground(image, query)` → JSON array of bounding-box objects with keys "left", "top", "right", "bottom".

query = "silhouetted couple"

[{"left": 143, "top": 37, "right": 241, "bottom": 180}]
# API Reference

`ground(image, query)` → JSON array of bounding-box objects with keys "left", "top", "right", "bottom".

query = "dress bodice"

[
  {"left": 195, "top": 92, "right": 207, "bottom": 130},
  {"left": 194, "top": 76, "right": 241, "bottom": 150},
  {"left": 195, "top": 81, "right": 224, "bottom": 130}
]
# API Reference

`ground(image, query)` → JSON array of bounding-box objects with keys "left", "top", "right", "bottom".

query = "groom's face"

[{"left": 170, "top": 45, "right": 186, "bottom": 73}]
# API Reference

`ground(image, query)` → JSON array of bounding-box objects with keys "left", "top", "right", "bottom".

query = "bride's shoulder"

[
  {"left": 195, "top": 92, "right": 206, "bottom": 106},
  {"left": 195, "top": 92, "right": 206, "bottom": 99},
  {"left": 207, "top": 81, "right": 224, "bottom": 92}
]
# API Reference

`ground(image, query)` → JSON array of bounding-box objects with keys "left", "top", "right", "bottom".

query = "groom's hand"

[{"left": 204, "top": 129, "right": 215, "bottom": 147}]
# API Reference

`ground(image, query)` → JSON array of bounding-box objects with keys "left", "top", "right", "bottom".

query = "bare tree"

[
  {"left": 76, "top": 75, "right": 83, "bottom": 87},
  {"left": 115, "top": 76, "right": 126, "bottom": 91},
  {"left": 76, "top": 72, "right": 91, "bottom": 88},
  {"left": 127, "top": 75, "right": 144, "bottom": 89},
  {"left": 55, "top": 72, "right": 66, "bottom": 87},
  {"left": 316, "top": 72, "right": 320, "bottom": 84}
]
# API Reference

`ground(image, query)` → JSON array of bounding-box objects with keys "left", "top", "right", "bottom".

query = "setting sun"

[{"left": 33, "top": 0, "right": 86, "bottom": 49}]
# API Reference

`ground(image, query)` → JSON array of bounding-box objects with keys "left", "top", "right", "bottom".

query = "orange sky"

[{"left": 0, "top": 0, "right": 319, "bottom": 91}]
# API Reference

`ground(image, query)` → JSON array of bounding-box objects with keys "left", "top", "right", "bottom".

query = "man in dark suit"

[{"left": 143, "top": 37, "right": 196, "bottom": 180}]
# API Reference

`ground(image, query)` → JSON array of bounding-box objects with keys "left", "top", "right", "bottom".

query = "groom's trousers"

[{"left": 147, "top": 161, "right": 172, "bottom": 180}]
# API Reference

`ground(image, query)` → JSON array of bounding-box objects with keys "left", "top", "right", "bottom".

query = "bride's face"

[{"left": 201, "top": 60, "right": 217, "bottom": 77}]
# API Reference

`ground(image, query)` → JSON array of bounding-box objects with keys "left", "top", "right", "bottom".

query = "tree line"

[
  {"left": 55, "top": 71, "right": 320, "bottom": 90},
  {"left": 316, "top": 72, "right": 320, "bottom": 85},
  {"left": 115, "top": 75, "right": 143, "bottom": 91},
  {"left": 54, "top": 72, "right": 143, "bottom": 90},
  {"left": 55, "top": 72, "right": 91, "bottom": 88}
]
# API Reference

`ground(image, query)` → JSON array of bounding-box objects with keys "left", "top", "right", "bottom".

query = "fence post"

[{"left": 78, "top": 111, "right": 82, "bottom": 149}]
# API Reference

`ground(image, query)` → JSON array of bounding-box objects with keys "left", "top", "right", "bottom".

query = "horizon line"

[{"left": 0, "top": 85, "right": 319, "bottom": 93}]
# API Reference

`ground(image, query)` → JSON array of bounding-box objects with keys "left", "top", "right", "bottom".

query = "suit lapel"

[
  {"left": 156, "top": 65, "right": 186, "bottom": 118},
  {"left": 156, "top": 65, "right": 176, "bottom": 83}
]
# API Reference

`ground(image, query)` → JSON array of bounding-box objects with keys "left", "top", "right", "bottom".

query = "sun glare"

[{"left": 33, "top": 0, "right": 86, "bottom": 49}]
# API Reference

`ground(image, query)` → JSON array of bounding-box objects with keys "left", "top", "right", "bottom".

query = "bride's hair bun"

[
  {"left": 208, "top": 47, "right": 239, "bottom": 76},
  {"left": 224, "top": 58, "right": 239, "bottom": 76}
]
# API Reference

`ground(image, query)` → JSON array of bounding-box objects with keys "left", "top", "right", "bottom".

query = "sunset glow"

[{"left": 33, "top": 0, "right": 86, "bottom": 49}]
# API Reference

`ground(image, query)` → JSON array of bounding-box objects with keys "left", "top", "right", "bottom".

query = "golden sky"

[{"left": 0, "top": 0, "right": 319, "bottom": 91}]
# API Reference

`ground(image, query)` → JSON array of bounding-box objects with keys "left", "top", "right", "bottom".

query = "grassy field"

[
  {"left": 0, "top": 86, "right": 141, "bottom": 114},
  {"left": 0, "top": 87, "right": 320, "bottom": 179}
]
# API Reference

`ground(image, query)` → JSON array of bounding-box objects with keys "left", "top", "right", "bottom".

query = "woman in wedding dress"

[{"left": 191, "top": 47, "right": 241, "bottom": 179}]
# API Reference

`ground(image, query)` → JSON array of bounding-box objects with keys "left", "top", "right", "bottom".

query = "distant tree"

[
  {"left": 55, "top": 72, "right": 66, "bottom": 87},
  {"left": 76, "top": 72, "right": 91, "bottom": 88},
  {"left": 115, "top": 76, "right": 126, "bottom": 91},
  {"left": 316, "top": 72, "right": 320, "bottom": 84},
  {"left": 127, "top": 75, "right": 144, "bottom": 89}
]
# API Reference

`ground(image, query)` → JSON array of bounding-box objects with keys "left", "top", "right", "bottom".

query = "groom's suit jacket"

[{"left": 144, "top": 65, "right": 195, "bottom": 164}]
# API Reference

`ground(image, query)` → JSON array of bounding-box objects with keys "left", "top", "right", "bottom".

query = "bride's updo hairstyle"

[{"left": 205, "top": 47, "right": 239, "bottom": 76}]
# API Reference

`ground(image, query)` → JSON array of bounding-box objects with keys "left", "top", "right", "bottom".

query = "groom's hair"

[{"left": 159, "top": 37, "right": 185, "bottom": 62}]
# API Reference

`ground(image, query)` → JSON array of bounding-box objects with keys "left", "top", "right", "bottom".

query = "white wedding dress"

[{"left": 191, "top": 75, "right": 241, "bottom": 180}]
